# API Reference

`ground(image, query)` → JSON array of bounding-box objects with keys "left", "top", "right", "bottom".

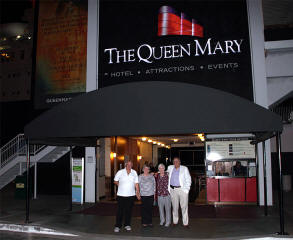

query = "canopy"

[{"left": 24, "top": 81, "right": 282, "bottom": 146}]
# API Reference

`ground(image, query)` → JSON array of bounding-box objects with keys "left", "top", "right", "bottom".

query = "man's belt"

[{"left": 170, "top": 185, "right": 181, "bottom": 189}]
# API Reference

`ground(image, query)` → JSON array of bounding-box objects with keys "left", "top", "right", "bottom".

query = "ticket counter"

[{"left": 206, "top": 159, "right": 257, "bottom": 203}]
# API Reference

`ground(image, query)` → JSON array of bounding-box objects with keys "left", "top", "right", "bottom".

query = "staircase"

[{"left": 0, "top": 134, "right": 71, "bottom": 190}]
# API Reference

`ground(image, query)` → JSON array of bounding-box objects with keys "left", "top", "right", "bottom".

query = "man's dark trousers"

[{"left": 115, "top": 196, "right": 135, "bottom": 228}]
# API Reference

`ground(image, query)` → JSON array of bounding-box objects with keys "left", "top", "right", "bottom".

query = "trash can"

[
  {"left": 283, "top": 175, "right": 292, "bottom": 192},
  {"left": 15, "top": 175, "right": 31, "bottom": 199}
]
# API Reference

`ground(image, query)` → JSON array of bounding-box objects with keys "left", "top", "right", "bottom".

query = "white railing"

[{"left": 0, "top": 134, "right": 46, "bottom": 168}]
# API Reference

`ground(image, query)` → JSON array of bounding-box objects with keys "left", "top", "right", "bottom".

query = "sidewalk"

[{"left": 0, "top": 183, "right": 293, "bottom": 239}]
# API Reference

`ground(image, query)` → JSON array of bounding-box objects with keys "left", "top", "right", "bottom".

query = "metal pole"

[
  {"left": 34, "top": 163, "right": 37, "bottom": 199},
  {"left": 19, "top": 162, "right": 22, "bottom": 175},
  {"left": 262, "top": 141, "right": 268, "bottom": 216},
  {"left": 276, "top": 132, "right": 288, "bottom": 235},
  {"left": 96, "top": 140, "right": 100, "bottom": 202},
  {"left": 69, "top": 146, "right": 73, "bottom": 211},
  {"left": 25, "top": 139, "right": 31, "bottom": 223},
  {"left": 114, "top": 137, "right": 118, "bottom": 197},
  {"left": 255, "top": 143, "right": 259, "bottom": 206}
]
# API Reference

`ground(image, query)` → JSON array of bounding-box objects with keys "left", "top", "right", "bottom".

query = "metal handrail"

[{"left": 0, "top": 134, "right": 46, "bottom": 169}]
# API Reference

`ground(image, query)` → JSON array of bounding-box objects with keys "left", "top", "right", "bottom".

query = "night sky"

[{"left": 0, "top": 0, "right": 32, "bottom": 24}]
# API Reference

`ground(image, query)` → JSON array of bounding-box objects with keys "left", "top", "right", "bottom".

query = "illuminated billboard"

[{"left": 35, "top": 0, "right": 88, "bottom": 109}]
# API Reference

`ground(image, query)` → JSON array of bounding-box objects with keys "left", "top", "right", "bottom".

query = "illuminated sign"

[
  {"left": 104, "top": 38, "right": 244, "bottom": 64},
  {"left": 99, "top": 0, "right": 253, "bottom": 101}
]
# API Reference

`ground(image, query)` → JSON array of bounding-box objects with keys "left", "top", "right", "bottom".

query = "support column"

[
  {"left": 247, "top": 0, "right": 273, "bottom": 206},
  {"left": 85, "top": 147, "right": 96, "bottom": 203},
  {"left": 25, "top": 139, "right": 30, "bottom": 223},
  {"left": 85, "top": 0, "right": 98, "bottom": 203},
  {"left": 152, "top": 145, "right": 158, "bottom": 167},
  {"left": 276, "top": 132, "right": 288, "bottom": 235},
  {"left": 69, "top": 146, "right": 72, "bottom": 211},
  {"left": 96, "top": 140, "right": 100, "bottom": 202},
  {"left": 86, "top": 0, "right": 98, "bottom": 91},
  {"left": 34, "top": 162, "right": 37, "bottom": 199},
  {"left": 262, "top": 142, "right": 268, "bottom": 216}
]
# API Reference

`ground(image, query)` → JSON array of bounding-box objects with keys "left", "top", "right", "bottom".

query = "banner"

[
  {"left": 99, "top": 0, "right": 253, "bottom": 101},
  {"left": 35, "top": 0, "right": 88, "bottom": 109},
  {"left": 72, "top": 157, "right": 84, "bottom": 204}
]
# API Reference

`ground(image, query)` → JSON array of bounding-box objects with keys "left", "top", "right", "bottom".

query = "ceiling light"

[
  {"left": 16, "top": 35, "right": 21, "bottom": 39},
  {"left": 153, "top": 141, "right": 157, "bottom": 144},
  {"left": 173, "top": 139, "right": 179, "bottom": 142},
  {"left": 142, "top": 137, "right": 147, "bottom": 141},
  {"left": 157, "top": 142, "right": 161, "bottom": 145},
  {"left": 161, "top": 143, "right": 165, "bottom": 146},
  {"left": 148, "top": 139, "right": 152, "bottom": 143}
]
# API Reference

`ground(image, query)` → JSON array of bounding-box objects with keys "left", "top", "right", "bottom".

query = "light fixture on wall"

[
  {"left": 142, "top": 137, "right": 147, "bottom": 141},
  {"left": 148, "top": 139, "right": 153, "bottom": 143},
  {"left": 137, "top": 155, "right": 142, "bottom": 160},
  {"left": 110, "top": 152, "right": 117, "bottom": 159},
  {"left": 153, "top": 141, "right": 157, "bottom": 144},
  {"left": 173, "top": 139, "right": 179, "bottom": 142}
]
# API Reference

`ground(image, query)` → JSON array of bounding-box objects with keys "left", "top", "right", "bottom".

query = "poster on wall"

[
  {"left": 35, "top": 0, "right": 88, "bottom": 109},
  {"left": 206, "top": 140, "right": 256, "bottom": 161},
  {"left": 99, "top": 0, "right": 253, "bottom": 101},
  {"left": 72, "top": 158, "right": 84, "bottom": 204}
]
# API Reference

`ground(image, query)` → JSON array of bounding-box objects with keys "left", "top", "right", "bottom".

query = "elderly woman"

[
  {"left": 138, "top": 164, "right": 156, "bottom": 227},
  {"left": 156, "top": 163, "right": 171, "bottom": 227}
]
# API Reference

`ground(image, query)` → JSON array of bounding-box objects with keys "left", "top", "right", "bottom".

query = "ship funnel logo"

[{"left": 158, "top": 6, "right": 203, "bottom": 37}]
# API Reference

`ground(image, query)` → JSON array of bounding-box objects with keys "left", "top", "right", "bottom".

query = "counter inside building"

[{"left": 205, "top": 140, "right": 257, "bottom": 204}]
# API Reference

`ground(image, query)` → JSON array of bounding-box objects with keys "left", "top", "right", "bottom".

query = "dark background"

[{"left": 99, "top": 0, "right": 253, "bottom": 101}]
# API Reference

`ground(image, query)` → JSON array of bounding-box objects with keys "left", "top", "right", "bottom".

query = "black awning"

[{"left": 24, "top": 81, "right": 282, "bottom": 146}]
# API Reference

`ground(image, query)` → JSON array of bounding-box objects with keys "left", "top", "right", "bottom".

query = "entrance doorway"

[{"left": 101, "top": 134, "right": 206, "bottom": 204}]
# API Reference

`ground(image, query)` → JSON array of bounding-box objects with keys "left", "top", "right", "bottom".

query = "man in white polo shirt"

[{"left": 114, "top": 160, "right": 140, "bottom": 233}]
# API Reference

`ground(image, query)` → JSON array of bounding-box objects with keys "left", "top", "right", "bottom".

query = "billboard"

[
  {"left": 99, "top": 0, "right": 254, "bottom": 101},
  {"left": 35, "top": 0, "right": 88, "bottom": 109}
]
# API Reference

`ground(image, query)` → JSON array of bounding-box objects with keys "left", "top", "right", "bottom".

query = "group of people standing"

[{"left": 113, "top": 157, "right": 192, "bottom": 233}]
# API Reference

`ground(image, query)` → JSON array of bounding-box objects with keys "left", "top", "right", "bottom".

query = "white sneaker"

[
  {"left": 124, "top": 226, "right": 131, "bottom": 231},
  {"left": 114, "top": 227, "right": 120, "bottom": 233}
]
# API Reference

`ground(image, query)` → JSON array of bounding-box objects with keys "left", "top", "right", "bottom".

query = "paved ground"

[{"left": 0, "top": 183, "right": 293, "bottom": 239}]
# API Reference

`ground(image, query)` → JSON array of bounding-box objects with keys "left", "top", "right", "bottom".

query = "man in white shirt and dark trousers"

[
  {"left": 167, "top": 157, "right": 191, "bottom": 227},
  {"left": 114, "top": 160, "right": 141, "bottom": 233}
]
